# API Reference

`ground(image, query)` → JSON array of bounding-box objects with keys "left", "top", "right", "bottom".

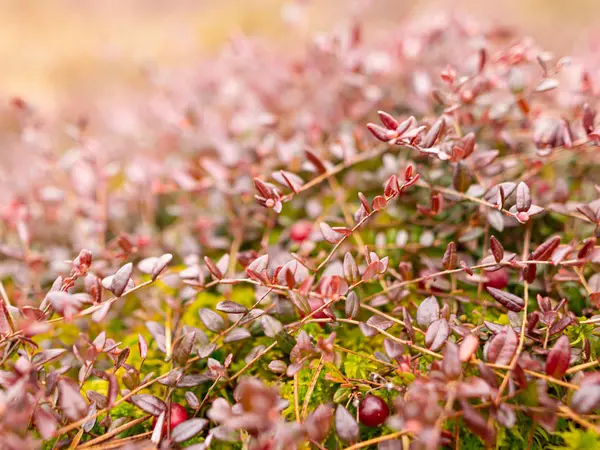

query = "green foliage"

[
  {"left": 279, "top": 363, "right": 335, "bottom": 419},
  {"left": 344, "top": 354, "right": 377, "bottom": 381},
  {"left": 550, "top": 425, "right": 600, "bottom": 450}
]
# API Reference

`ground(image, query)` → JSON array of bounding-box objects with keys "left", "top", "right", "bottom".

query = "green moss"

[
  {"left": 550, "top": 424, "right": 600, "bottom": 450},
  {"left": 279, "top": 363, "right": 336, "bottom": 419},
  {"left": 343, "top": 354, "right": 377, "bottom": 381}
]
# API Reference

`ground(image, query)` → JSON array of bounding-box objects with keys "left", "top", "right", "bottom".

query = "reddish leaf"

[
  {"left": 358, "top": 192, "right": 372, "bottom": 213},
  {"left": 490, "top": 236, "right": 504, "bottom": 264},
  {"left": 223, "top": 328, "right": 251, "bottom": 343},
  {"left": 366, "top": 315, "right": 393, "bottom": 331},
  {"left": 496, "top": 403, "right": 516, "bottom": 428},
  {"left": 417, "top": 295, "right": 440, "bottom": 328},
  {"left": 549, "top": 316, "right": 575, "bottom": 335},
  {"left": 578, "top": 237, "right": 596, "bottom": 259},
  {"left": 378, "top": 110, "right": 399, "bottom": 130},
  {"left": 453, "top": 162, "right": 472, "bottom": 193},
  {"left": 91, "top": 301, "right": 111, "bottom": 323},
  {"left": 345, "top": 291, "right": 359, "bottom": 319},
  {"left": 151, "top": 413, "right": 165, "bottom": 444},
  {"left": 58, "top": 379, "right": 88, "bottom": 421},
  {"left": 262, "top": 315, "right": 283, "bottom": 338},
  {"left": 305, "top": 404, "right": 334, "bottom": 442},
  {"left": 172, "top": 418, "right": 208, "bottom": 443},
  {"left": 111, "top": 263, "right": 133, "bottom": 297},
  {"left": 459, "top": 334, "right": 480, "bottom": 362},
  {"left": 442, "top": 241, "right": 457, "bottom": 270},
  {"left": 535, "top": 78, "right": 559, "bottom": 93},
  {"left": 384, "top": 175, "right": 399, "bottom": 198},
  {"left": 487, "top": 327, "right": 518, "bottom": 365},
  {"left": 531, "top": 236, "right": 561, "bottom": 261},
  {"left": 367, "top": 123, "right": 395, "bottom": 142},
  {"left": 576, "top": 204, "right": 598, "bottom": 223},
  {"left": 146, "top": 321, "right": 167, "bottom": 353},
  {"left": 32, "top": 349, "right": 66, "bottom": 367},
  {"left": 460, "top": 400, "right": 496, "bottom": 447},
  {"left": 486, "top": 287, "right": 525, "bottom": 312},
  {"left": 343, "top": 252, "right": 359, "bottom": 283},
  {"left": 320, "top": 222, "right": 344, "bottom": 244},
  {"left": 131, "top": 394, "right": 168, "bottom": 416},
  {"left": 185, "top": 392, "right": 200, "bottom": 410},
  {"left": 34, "top": 407, "right": 59, "bottom": 439},
  {"left": 199, "top": 308, "right": 225, "bottom": 333},
  {"left": 372, "top": 195, "right": 387, "bottom": 211},
  {"left": 305, "top": 149, "right": 328, "bottom": 174},
  {"left": 383, "top": 339, "right": 404, "bottom": 360},
  {"left": 442, "top": 341, "right": 461, "bottom": 380},
  {"left": 276, "top": 170, "right": 304, "bottom": 193},
  {"left": 583, "top": 103, "right": 596, "bottom": 135},
  {"left": 421, "top": 117, "right": 446, "bottom": 148},
  {"left": 545, "top": 335, "right": 571, "bottom": 378},
  {"left": 204, "top": 256, "right": 223, "bottom": 279},
  {"left": 425, "top": 318, "right": 450, "bottom": 351},
  {"left": 516, "top": 182, "right": 531, "bottom": 213},
  {"left": 362, "top": 261, "right": 380, "bottom": 281},
  {"left": 571, "top": 383, "right": 600, "bottom": 414},
  {"left": 335, "top": 405, "right": 359, "bottom": 442},
  {"left": 216, "top": 301, "right": 248, "bottom": 314},
  {"left": 457, "top": 377, "right": 493, "bottom": 398},
  {"left": 151, "top": 253, "right": 173, "bottom": 281},
  {"left": 522, "top": 263, "right": 537, "bottom": 284},
  {"left": 402, "top": 307, "right": 415, "bottom": 342},
  {"left": 174, "top": 332, "right": 196, "bottom": 365},
  {"left": 107, "top": 373, "right": 118, "bottom": 407}
]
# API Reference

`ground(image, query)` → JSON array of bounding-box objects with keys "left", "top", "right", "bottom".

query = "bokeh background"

[{"left": 1, "top": 0, "right": 599, "bottom": 110}]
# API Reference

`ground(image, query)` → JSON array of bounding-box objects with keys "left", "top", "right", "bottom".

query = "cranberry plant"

[{"left": 1, "top": 14, "right": 600, "bottom": 450}]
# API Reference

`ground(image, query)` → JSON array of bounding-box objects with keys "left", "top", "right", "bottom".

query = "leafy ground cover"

[{"left": 1, "top": 13, "right": 600, "bottom": 450}]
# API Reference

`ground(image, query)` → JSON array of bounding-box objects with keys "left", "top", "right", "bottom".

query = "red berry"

[
  {"left": 358, "top": 395, "right": 389, "bottom": 427},
  {"left": 483, "top": 267, "right": 509, "bottom": 290},
  {"left": 152, "top": 402, "right": 188, "bottom": 432},
  {"left": 290, "top": 221, "right": 312, "bottom": 243}
]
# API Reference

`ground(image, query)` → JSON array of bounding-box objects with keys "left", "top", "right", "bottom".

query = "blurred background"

[{"left": 1, "top": 0, "right": 599, "bottom": 110}]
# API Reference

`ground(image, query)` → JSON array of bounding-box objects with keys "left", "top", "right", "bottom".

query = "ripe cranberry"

[
  {"left": 290, "top": 221, "right": 312, "bottom": 243},
  {"left": 483, "top": 267, "right": 509, "bottom": 289},
  {"left": 152, "top": 402, "right": 188, "bottom": 432},
  {"left": 358, "top": 395, "right": 389, "bottom": 427}
]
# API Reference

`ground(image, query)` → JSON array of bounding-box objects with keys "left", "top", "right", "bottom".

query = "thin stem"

[
  {"left": 0, "top": 281, "right": 16, "bottom": 333},
  {"left": 54, "top": 372, "right": 166, "bottom": 436},
  {"left": 301, "top": 356, "right": 324, "bottom": 419},
  {"left": 198, "top": 376, "right": 222, "bottom": 412},
  {"left": 294, "top": 373, "right": 301, "bottom": 422},
  {"left": 316, "top": 210, "right": 377, "bottom": 271},
  {"left": 81, "top": 431, "right": 153, "bottom": 450},
  {"left": 281, "top": 145, "right": 389, "bottom": 203},
  {"left": 78, "top": 415, "right": 151, "bottom": 448},
  {"left": 342, "top": 431, "right": 410, "bottom": 450},
  {"left": 229, "top": 342, "right": 277, "bottom": 382},
  {"left": 558, "top": 405, "right": 600, "bottom": 433},
  {"left": 494, "top": 222, "right": 531, "bottom": 404}
]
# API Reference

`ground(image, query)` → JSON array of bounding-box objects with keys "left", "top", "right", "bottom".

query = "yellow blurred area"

[{"left": 0, "top": 0, "right": 598, "bottom": 109}]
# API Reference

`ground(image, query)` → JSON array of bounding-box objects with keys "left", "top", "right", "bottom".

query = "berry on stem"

[
  {"left": 483, "top": 267, "right": 509, "bottom": 290},
  {"left": 358, "top": 395, "right": 389, "bottom": 427},
  {"left": 152, "top": 402, "right": 188, "bottom": 433}
]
